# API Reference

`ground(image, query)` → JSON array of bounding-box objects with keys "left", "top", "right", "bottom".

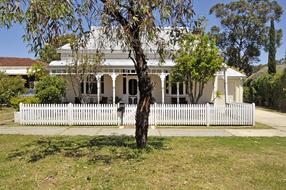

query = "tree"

[
  {"left": 0, "top": 0, "right": 194, "bottom": 148},
  {"left": 68, "top": 51, "right": 103, "bottom": 103},
  {"left": 38, "top": 35, "right": 76, "bottom": 63},
  {"left": 0, "top": 72, "right": 26, "bottom": 107},
  {"left": 268, "top": 19, "right": 276, "bottom": 74},
  {"left": 27, "top": 62, "right": 48, "bottom": 81},
  {"left": 38, "top": 33, "right": 102, "bottom": 104},
  {"left": 209, "top": 0, "right": 283, "bottom": 76},
  {"left": 171, "top": 33, "right": 223, "bottom": 104},
  {"left": 35, "top": 76, "right": 66, "bottom": 104}
]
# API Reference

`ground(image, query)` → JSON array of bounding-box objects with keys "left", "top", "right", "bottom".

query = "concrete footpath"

[
  {"left": 256, "top": 108, "right": 286, "bottom": 132},
  {"left": 1, "top": 126, "right": 286, "bottom": 137}
]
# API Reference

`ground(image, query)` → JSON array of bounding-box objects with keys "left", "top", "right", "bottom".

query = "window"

[
  {"left": 128, "top": 79, "right": 137, "bottom": 95},
  {"left": 123, "top": 77, "right": 126, "bottom": 94},
  {"left": 81, "top": 82, "right": 84, "bottom": 94},
  {"left": 86, "top": 81, "right": 97, "bottom": 94},
  {"left": 84, "top": 76, "right": 104, "bottom": 95},
  {"left": 179, "top": 83, "right": 184, "bottom": 94},
  {"left": 171, "top": 83, "right": 177, "bottom": 95},
  {"left": 170, "top": 82, "right": 184, "bottom": 95},
  {"left": 101, "top": 76, "right": 104, "bottom": 94},
  {"left": 165, "top": 75, "right": 169, "bottom": 94}
]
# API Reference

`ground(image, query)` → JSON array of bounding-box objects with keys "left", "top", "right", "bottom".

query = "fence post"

[
  {"left": 117, "top": 103, "right": 120, "bottom": 126},
  {"left": 19, "top": 103, "right": 23, "bottom": 125},
  {"left": 68, "top": 103, "right": 73, "bottom": 126},
  {"left": 252, "top": 103, "right": 255, "bottom": 126},
  {"left": 154, "top": 103, "right": 157, "bottom": 126},
  {"left": 206, "top": 103, "right": 210, "bottom": 126}
]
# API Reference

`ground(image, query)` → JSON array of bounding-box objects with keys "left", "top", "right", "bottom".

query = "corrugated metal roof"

[{"left": 49, "top": 59, "right": 245, "bottom": 77}]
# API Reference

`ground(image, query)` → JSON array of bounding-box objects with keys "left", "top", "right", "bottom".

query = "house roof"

[
  {"left": 57, "top": 27, "right": 178, "bottom": 53},
  {"left": 49, "top": 59, "right": 246, "bottom": 77},
  {"left": 0, "top": 57, "right": 46, "bottom": 75},
  {"left": 49, "top": 59, "right": 174, "bottom": 68},
  {"left": 0, "top": 57, "right": 39, "bottom": 67},
  {"left": 217, "top": 68, "right": 246, "bottom": 78}
]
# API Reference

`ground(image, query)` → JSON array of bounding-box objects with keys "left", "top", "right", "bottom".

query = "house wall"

[
  {"left": 150, "top": 74, "right": 162, "bottom": 103},
  {"left": 62, "top": 74, "right": 243, "bottom": 104},
  {"left": 115, "top": 75, "right": 124, "bottom": 102},
  {"left": 63, "top": 75, "right": 79, "bottom": 103},
  {"left": 197, "top": 79, "right": 214, "bottom": 104},
  {"left": 214, "top": 77, "right": 243, "bottom": 104},
  {"left": 103, "top": 74, "right": 112, "bottom": 100}
]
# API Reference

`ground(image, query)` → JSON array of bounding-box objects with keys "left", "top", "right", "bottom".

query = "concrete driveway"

[{"left": 256, "top": 107, "right": 286, "bottom": 131}]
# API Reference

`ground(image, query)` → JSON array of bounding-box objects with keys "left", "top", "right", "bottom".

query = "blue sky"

[{"left": 0, "top": 0, "right": 285, "bottom": 64}]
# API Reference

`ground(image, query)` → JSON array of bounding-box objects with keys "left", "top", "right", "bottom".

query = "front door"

[{"left": 128, "top": 78, "right": 138, "bottom": 104}]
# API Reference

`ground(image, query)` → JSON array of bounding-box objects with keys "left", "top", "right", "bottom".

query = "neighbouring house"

[
  {"left": 0, "top": 57, "right": 45, "bottom": 90},
  {"left": 49, "top": 27, "right": 246, "bottom": 105}
]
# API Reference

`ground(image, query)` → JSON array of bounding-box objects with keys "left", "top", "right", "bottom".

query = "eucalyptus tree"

[
  {"left": 0, "top": 0, "right": 195, "bottom": 148},
  {"left": 209, "top": 0, "right": 283, "bottom": 76}
]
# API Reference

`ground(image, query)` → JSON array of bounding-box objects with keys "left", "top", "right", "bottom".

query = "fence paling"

[{"left": 19, "top": 103, "right": 255, "bottom": 126}]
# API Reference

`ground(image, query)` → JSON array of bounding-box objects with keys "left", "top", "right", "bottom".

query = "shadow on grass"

[{"left": 8, "top": 136, "right": 167, "bottom": 164}]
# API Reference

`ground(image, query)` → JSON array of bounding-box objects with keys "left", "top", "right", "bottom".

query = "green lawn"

[{"left": 0, "top": 135, "right": 285, "bottom": 189}]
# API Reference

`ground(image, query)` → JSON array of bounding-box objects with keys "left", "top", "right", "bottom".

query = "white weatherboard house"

[{"left": 49, "top": 28, "right": 245, "bottom": 105}]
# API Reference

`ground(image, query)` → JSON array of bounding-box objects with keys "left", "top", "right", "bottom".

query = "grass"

[
  {"left": 7, "top": 123, "right": 271, "bottom": 129},
  {"left": 0, "top": 107, "right": 15, "bottom": 125},
  {"left": 0, "top": 135, "right": 286, "bottom": 189},
  {"left": 155, "top": 122, "right": 272, "bottom": 129}
]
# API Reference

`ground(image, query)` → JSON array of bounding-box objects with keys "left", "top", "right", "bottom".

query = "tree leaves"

[
  {"left": 171, "top": 33, "right": 223, "bottom": 103},
  {"left": 209, "top": 0, "right": 283, "bottom": 76}
]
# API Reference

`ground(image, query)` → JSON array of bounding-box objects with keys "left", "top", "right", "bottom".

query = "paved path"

[
  {"left": 1, "top": 126, "right": 286, "bottom": 137},
  {"left": 256, "top": 107, "right": 286, "bottom": 131}
]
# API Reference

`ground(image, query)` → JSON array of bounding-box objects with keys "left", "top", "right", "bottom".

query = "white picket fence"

[{"left": 19, "top": 103, "right": 255, "bottom": 126}]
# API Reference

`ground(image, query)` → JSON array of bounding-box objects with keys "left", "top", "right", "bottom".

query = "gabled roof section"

[{"left": 216, "top": 68, "right": 246, "bottom": 78}]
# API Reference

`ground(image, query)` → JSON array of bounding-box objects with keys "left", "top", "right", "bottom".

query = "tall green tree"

[
  {"left": 209, "top": 0, "right": 283, "bottom": 76},
  {"left": 0, "top": 0, "right": 194, "bottom": 148},
  {"left": 268, "top": 19, "right": 276, "bottom": 74},
  {"left": 171, "top": 33, "right": 223, "bottom": 104}
]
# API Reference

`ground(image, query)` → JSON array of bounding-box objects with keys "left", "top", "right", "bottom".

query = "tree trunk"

[
  {"left": 132, "top": 41, "right": 153, "bottom": 148},
  {"left": 135, "top": 60, "right": 152, "bottom": 148},
  {"left": 188, "top": 80, "right": 205, "bottom": 104}
]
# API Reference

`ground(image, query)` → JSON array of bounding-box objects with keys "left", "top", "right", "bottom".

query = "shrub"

[
  {"left": 10, "top": 96, "right": 40, "bottom": 110},
  {"left": 0, "top": 72, "right": 26, "bottom": 106},
  {"left": 35, "top": 76, "right": 66, "bottom": 103},
  {"left": 244, "top": 68, "right": 286, "bottom": 112},
  {"left": 27, "top": 62, "right": 48, "bottom": 81}
]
